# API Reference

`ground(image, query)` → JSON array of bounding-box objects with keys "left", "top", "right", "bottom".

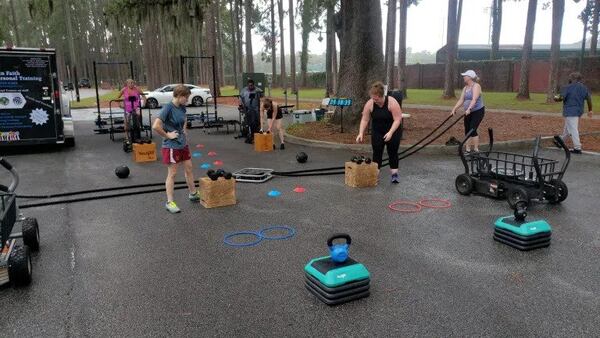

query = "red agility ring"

[
  {"left": 418, "top": 198, "right": 452, "bottom": 209},
  {"left": 388, "top": 201, "right": 422, "bottom": 213}
]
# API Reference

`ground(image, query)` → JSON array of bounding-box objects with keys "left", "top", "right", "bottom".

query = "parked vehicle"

[
  {"left": 143, "top": 84, "right": 212, "bottom": 109},
  {"left": 78, "top": 78, "right": 91, "bottom": 88}
]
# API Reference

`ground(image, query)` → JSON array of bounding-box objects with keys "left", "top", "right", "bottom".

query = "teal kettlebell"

[{"left": 327, "top": 233, "right": 352, "bottom": 263}]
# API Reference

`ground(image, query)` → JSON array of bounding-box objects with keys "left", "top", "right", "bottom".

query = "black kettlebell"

[
  {"left": 356, "top": 157, "right": 363, "bottom": 165},
  {"left": 351, "top": 156, "right": 359, "bottom": 163},
  {"left": 365, "top": 157, "right": 372, "bottom": 164},
  {"left": 296, "top": 152, "right": 308, "bottom": 163},
  {"left": 224, "top": 172, "right": 233, "bottom": 180},
  {"left": 115, "top": 165, "right": 130, "bottom": 179},
  {"left": 216, "top": 169, "right": 225, "bottom": 177},
  {"left": 207, "top": 169, "right": 219, "bottom": 181}
]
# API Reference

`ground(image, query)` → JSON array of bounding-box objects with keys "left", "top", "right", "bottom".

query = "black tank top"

[{"left": 371, "top": 96, "right": 394, "bottom": 134}]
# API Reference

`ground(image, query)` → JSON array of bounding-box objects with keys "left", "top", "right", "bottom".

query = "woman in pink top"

[{"left": 117, "top": 79, "right": 146, "bottom": 141}]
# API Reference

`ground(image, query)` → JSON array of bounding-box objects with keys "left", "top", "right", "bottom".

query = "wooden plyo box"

[
  {"left": 254, "top": 133, "right": 273, "bottom": 152},
  {"left": 132, "top": 142, "right": 157, "bottom": 162},
  {"left": 345, "top": 162, "right": 379, "bottom": 188},
  {"left": 199, "top": 177, "right": 237, "bottom": 208}
]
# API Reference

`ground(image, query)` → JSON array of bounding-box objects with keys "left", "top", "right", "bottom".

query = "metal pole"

[
  {"left": 93, "top": 61, "right": 100, "bottom": 119},
  {"left": 129, "top": 60, "right": 134, "bottom": 80},
  {"left": 212, "top": 56, "right": 218, "bottom": 119},
  {"left": 340, "top": 106, "right": 344, "bottom": 133},
  {"left": 180, "top": 55, "right": 185, "bottom": 84},
  {"left": 73, "top": 66, "right": 80, "bottom": 102}
]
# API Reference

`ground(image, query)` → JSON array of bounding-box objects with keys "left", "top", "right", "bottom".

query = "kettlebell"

[
  {"left": 365, "top": 157, "right": 372, "bottom": 164},
  {"left": 206, "top": 169, "right": 219, "bottom": 181},
  {"left": 224, "top": 172, "right": 233, "bottom": 180},
  {"left": 327, "top": 233, "right": 352, "bottom": 263},
  {"left": 351, "top": 156, "right": 359, "bottom": 163},
  {"left": 216, "top": 168, "right": 225, "bottom": 177}
]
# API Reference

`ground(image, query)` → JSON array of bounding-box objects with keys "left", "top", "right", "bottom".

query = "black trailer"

[
  {"left": 455, "top": 129, "right": 571, "bottom": 210},
  {"left": 0, "top": 47, "right": 74, "bottom": 147}
]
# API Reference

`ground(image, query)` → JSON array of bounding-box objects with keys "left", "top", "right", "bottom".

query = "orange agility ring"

[
  {"left": 388, "top": 201, "right": 422, "bottom": 213},
  {"left": 418, "top": 198, "right": 452, "bottom": 209}
]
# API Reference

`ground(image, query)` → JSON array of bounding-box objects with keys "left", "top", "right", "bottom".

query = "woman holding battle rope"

[{"left": 451, "top": 70, "right": 485, "bottom": 154}]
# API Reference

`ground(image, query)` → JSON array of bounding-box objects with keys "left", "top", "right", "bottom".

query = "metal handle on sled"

[
  {"left": 0, "top": 158, "right": 19, "bottom": 193},
  {"left": 553, "top": 135, "right": 571, "bottom": 180}
]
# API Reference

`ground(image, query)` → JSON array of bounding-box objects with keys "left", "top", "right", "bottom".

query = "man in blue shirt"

[
  {"left": 239, "top": 79, "right": 263, "bottom": 144},
  {"left": 555, "top": 72, "right": 593, "bottom": 154}
]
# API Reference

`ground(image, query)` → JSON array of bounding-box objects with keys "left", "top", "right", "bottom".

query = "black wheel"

[
  {"left": 8, "top": 245, "right": 32, "bottom": 287},
  {"left": 455, "top": 174, "right": 474, "bottom": 195},
  {"left": 65, "top": 137, "right": 75, "bottom": 147},
  {"left": 22, "top": 217, "right": 40, "bottom": 251},
  {"left": 507, "top": 187, "right": 530, "bottom": 209},
  {"left": 549, "top": 179, "right": 568, "bottom": 203},
  {"left": 192, "top": 96, "right": 204, "bottom": 107},
  {"left": 146, "top": 98, "right": 158, "bottom": 109}
]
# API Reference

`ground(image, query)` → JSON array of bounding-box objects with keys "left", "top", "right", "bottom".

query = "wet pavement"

[{"left": 0, "top": 121, "right": 599, "bottom": 337}]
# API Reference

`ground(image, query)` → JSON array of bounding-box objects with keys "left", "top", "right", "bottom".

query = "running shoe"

[
  {"left": 570, "top": 149, "right": 582, "bottom": 154},
  {"left": 391, "top": 173, "right": 400, "bottom": 184},
  {"left": 188, "top": 191, "right": 201, "bottom": 202},
  {"left": 165, "top": 201, "right": 181, "bottom": 213},
  {"left": 280, "top": 143, "right": 285, "bottom": 150}
]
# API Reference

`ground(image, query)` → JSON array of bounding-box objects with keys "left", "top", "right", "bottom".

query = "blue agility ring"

[
  {"left": 223, "top": 231, "right": 263, "bottom": 247},
  {"left": 258, "top": 226, "right": 296, "bottom": 240}
]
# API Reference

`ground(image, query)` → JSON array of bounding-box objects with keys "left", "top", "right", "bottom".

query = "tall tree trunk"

[
  {"left": 216, "top": 0, "right": 225, "bottom": 86},
  {"left": 207, "top": 0, "right": 221, "bottom": 96},
  {"left": 229, "top": 0, "right": 239, "bottom": 88},
  {"left": 516, "top": 0, "right": 538, "bottom": 99},
  {"left": 235, "top": 0, "right": 244, "bottom": 76},
  {"left": 546, "top": 0, "right": 564, "bottom": 102},
  {"left": 384, "top": 0, "right": 397, "bottom": 86},
  {"left": 325, "top": 2, "right": 334, "bottom": 96},
  {"left": 244, "top": 0, "right": 254, "bottom": 72},
  {"left": 456, "top": 0, "right": 463, "bottom": 49},
  {"left": 300, "top": 0, "right": 313, "bottom": 87},
  {"left": 278, "top": 0, "right": 287, "bottom": 92},
  {"left": 8, "top": 0, "right": 20, "bottom": 46},
  {"left": 591, "top": 0, "right": 599, "bottom": 55},
  {"left": 336, "top": 0, "right": 384, "bottom": 128},
  {"left": 289, "top": 0, "right": 297, "bottom": 95},
  {"left": 490, "top": 0, "right": 503, "bottom": 60},
  {"left": 270, "top": 0, "right": 277, "bottom": 87},
  {"left": 332, "top": 17, "right": 338, "bottom": 94},
  {"left": 443, "top": 0, "right": 459, "bottom": 99},
  {"left": 398, "top": 0, "right": 408, "bottom": 96}
]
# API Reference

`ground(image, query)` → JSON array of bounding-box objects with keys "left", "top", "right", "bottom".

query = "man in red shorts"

[{"left": 152, "top": 84, "right": 200, "bottom": 213}]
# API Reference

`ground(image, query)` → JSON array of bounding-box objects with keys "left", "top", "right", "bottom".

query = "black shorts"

[
  {"left": 464, "top": 107, "right": 485, "bottom": 137},
  {"left": 267, "top": 111, "right": 283, "bottom": 120}
]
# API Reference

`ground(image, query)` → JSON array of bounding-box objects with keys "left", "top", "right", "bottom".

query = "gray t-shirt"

[
  {"left": 158, "top": 102, "right": 187, "bottom": 149},
  {"left": 239, "top": 86, "right": 263, "bottom": 113}
]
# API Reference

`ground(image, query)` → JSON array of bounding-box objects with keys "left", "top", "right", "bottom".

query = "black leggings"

[
  {"left": 372, "top": 129, "right": 401, "bottom": 170},
  {"left": 464, "top": 107, "right": 485, "bottom": 136}
]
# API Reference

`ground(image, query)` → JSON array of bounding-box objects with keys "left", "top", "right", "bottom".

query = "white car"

[{"left": 143, "top": 84, "right": 212, "bottom": 109}]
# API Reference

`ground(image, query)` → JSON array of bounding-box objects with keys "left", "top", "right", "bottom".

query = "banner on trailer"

[{"left": 0, "top": 54, "right": 58, "bottom": 143}]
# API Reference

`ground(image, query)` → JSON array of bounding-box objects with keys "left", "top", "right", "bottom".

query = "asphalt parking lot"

[{"left": 1, "top": 120, "right": 599, "bottom": 337}]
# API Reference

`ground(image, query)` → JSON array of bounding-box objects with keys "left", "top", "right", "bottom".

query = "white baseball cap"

[{"left": 461, "top": 70, "right": 477, "bottom": 79}]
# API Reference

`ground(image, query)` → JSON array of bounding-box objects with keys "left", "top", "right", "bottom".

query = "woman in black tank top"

[
  {"left": 356, "top": 82, "right": 403, "bottom": 184},
  {"left": 261, "top": 98, "right": 285, "bottom": 150}
]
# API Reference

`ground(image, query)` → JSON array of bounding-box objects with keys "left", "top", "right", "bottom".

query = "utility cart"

[
  {"left": 454, "top": 129, "right": 571, "bottom": 210},
  {"left": 0, "top": 158, "right": 40, "bottom": 287}
]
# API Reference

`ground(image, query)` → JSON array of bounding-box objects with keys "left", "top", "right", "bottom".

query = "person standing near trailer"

[
  {"left": 117, "top": 79, "right": 146, "bottom": 141},
  {"left": 152, "top": 85, "right": 200, "bottom": 214},
  {"left": 261, "top": 98, "right": 285, "bottom": 150},
  {"left": 356, "top": 81, "right": 403, "bottom": 184},
  {"left": 554, "top": 72, "right": 593, "bottom": 154},
  {"left": 239, "top": 79, "right": 263, "bottom": 144},
  {"left": 451, "top": 70, "right": 485, "bottom": 154}
]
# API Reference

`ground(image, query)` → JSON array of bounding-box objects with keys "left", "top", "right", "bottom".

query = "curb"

[{"left": 284, "top": 133, "right": 599, "bottom": 155}]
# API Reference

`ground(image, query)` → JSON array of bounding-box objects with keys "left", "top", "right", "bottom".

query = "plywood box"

[
  {"left": 199, "top": 177, "right": 237, "bottom": 208},
  {"left": 254, "top": 133, "right": 273, "bottom": 152},
  {"left": 345, "top": 162, "right": 379, "bottom": 188},
  {"left": 132, "top": 142, "right": 157, "bottom": 162}
]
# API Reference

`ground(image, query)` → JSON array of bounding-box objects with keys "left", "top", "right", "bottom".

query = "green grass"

[
  {"left": 70, "top": 90, "right": 120, "bottom": 108},
  {"left": 402, "top": 89, "right": 599, "bottom": 113}
]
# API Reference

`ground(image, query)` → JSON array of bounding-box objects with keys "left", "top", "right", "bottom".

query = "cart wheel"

[
  {"left": 21, "top": 217, "right": 40, "bottom": 252},
  {"left": 8, "top": 245, "right": 32, "bottom": 287},
  {"left": 549, "top": 179, "right": 568, "bottom": 203},
  {"left": 455, "top": 174, "right": 474, "bottom": 195},
  {"left": 507, "top": 187, "right": 530, "bottom": 209}
]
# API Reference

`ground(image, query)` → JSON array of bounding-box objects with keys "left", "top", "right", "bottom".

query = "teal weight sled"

[
  {"left": 493, "top": 215, "right": 552, "bottom": 251},
  {"left": 304, "top": 234, "right": 370, "bottom": 305}
]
